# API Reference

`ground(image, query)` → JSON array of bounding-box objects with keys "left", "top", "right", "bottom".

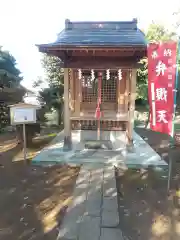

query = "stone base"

[
  {"left": 32, "top": 130, "right": 167, "bottom": 169},
  {"left": 126, "top": 140, "right": 134, "bottom": 153},
  {"left": 84, "top": 140, "right": 113, "bottom": 150},
  {"left": 63, "top": 136, "right": 72, "bottom": 151}
]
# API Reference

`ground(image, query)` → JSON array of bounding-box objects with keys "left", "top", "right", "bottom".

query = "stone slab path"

[{"left": 57, "top": 163, "right": 124, "bottom": 240}]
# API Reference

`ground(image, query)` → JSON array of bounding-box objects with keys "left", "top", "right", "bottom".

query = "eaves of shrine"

[{"left": 36, "top": 19, "right": 147, "bottom": 69}]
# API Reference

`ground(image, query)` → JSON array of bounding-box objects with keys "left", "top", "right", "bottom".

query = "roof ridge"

[
  {"left": 37, "top": 18, "right": 147, "bottom": 49},
  {"left": 65, "top": 19, "right": 138, "bottom": 30}
]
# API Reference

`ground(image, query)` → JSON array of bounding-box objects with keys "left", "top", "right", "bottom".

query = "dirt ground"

[
  {"left": 0, "top": 131, "right": 79, "bottom": 240},
  {"left": 116, "top": 128, "right": 180, "bottom": 240}
]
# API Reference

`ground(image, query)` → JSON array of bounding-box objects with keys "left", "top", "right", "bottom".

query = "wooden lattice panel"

[
  {"left": 101, "top": 71, "right": 117, "bottom": 103},
  {"left": 71, "top": 120, "right": 126, "bottom": 131},
  {"left": 81, "top": 70, "right": 97, "bottom": 103},
  {"left": 81, "top": 70, "right": 117, "bottom": 103}
]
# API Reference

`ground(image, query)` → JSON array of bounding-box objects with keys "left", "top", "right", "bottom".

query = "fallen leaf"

[
  {"left": 9, "top": 188, "right": 16, "bottom": 194},
  {"left": 136, "top": 212, "right": 143, "bottom": 216},
  {"left": 21, "top": 204, "right": 27, "bottom": 209}
]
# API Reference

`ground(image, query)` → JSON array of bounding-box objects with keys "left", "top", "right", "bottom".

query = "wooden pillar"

[
  {"left": 127, "top": 68, "right": 137, "bottom": 144},
  {"left": 117, "top": 72, "right": 121, "bottom": 115},
  {"left": 69, "top": 69, "right": 75, "bottom": 112},
  {"left": 74, "top": 70, "right": 81, "bottom": 117},
  {"left": 63, "top": 68, "right": 72, "bottom": 151},
  {"left": 125, "top": 70, "right": 130, "bottom": 113},
  {"left": 117, "top": 70, "right": 126, "bottom": 115}
]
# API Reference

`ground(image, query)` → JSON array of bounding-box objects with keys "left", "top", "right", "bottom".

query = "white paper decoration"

[
  {"left": 118, "top": 69, "right": 122, "bottom": 80},
  {"left": 106, "top": 69, "right": 110, "bottom": 80},
  {"left": 78, "top": 69, "right": 82, "bottom": 80},
  {"left": 91, "top": 69, "right": 95, "bottom": 80}
]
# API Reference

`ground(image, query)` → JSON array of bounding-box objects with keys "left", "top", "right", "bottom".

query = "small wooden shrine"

[{"left": 37, "top": 19, "right": 147, "bottom": 150}]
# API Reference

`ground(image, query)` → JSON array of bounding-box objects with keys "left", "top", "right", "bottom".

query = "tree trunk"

[
  {"left": 57, "top": 103, "right": 63, "bottom": 126},
  {"left": 58, "top": 109, "right": 62, "bottom": 126}
]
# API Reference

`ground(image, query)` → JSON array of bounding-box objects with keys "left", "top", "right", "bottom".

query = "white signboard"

[{"left": 11, "top": 107, "right": 36, "bottom": 124}]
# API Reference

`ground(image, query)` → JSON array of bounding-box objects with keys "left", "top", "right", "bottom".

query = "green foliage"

[
  {"left": 41, "top": 54, "right": 64, "bottom": 87},
  {"left": 36, "top": 107, "right": 48, "bottom": 124},
  {"left": 137, "top": 23, "right": 177, "bottom": 102},
  {"left": 34, "top": 54, "right": 64, "bottom": 125},
  {"left": 137, "top": 58, "right": 148, "bottom": 100},
  {"left": 0, "top": 47, "right": 23, "bottom": 129},
  {"left": 0, "top": 47, "right": 22, "bottom": 88},
  {"left": 32, "top": 76, "right": 44, "bottom": 88},
  {"left": 39, "top": 85, "right": 64, "bottom": 110},
  {"left": 0, "top": 103, "right": 9, "bottom": 130},
  {"left": 146, "top": 23, "right": 176, "bottom": 42}
]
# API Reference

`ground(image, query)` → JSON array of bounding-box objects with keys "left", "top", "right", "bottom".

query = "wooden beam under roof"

[{"left": 63, "top": 56, "right": 142, "bottom": 69}]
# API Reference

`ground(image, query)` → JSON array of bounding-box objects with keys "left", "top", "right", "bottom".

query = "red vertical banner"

[{"left": 148, "top": 42, "right": 177, "bottom": 136}]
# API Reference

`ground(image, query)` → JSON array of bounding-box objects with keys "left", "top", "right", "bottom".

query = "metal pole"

[
  {"left": 167, "top": 144, "right": 175, "bottom": 193},
  {"left": 23, "top": 123, "right": 27, "bottom": 162},
  {"left": 167, "top": 41, "right": 179, "bottom": 193},
  {"left": 167, "top": 153, "right": 172, "bottom": 193}
]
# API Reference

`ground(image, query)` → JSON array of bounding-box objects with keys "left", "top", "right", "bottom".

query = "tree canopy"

[
  {"left": 33, "top": 55, "right": 64, "bottom": 125},
  {"left": 137, "top": 23, "right": 178, "bottom": 103},
  {"left": 0, "top": 47, "right": 23, "bottom": 129},
  {"left": 0, "top": 47, "right": 22, "bottom": 88}
]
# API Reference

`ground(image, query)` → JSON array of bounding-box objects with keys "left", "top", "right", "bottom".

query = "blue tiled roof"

[{"left": 41, "top": 19, "right": 147, "bottom": 48}]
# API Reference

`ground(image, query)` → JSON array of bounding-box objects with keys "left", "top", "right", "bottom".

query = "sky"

[{"left": 0, "top": 0, "right": 180, "bottom": 91}]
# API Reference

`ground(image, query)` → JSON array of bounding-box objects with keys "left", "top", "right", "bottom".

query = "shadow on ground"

[
  {"left": 115, "top": 127, "right": 180, "bottom": 240},
  {"left": 1, "top": 128, "right": 180, "bottom": 240},
  {"left": 0, "top": 132, "right": 79, "bottom": 240}
]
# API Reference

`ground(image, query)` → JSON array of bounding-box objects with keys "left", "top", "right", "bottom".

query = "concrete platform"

[
  {"left": 121, "top": 131, "right": 168, "bottom": 170},
  {"left": 32, "top": 130, "right": 168, "bottom": 170}
]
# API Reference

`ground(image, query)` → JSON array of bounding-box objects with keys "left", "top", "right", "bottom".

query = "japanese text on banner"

[{"left": 148, "top": 42, "right": 177, "bottom": 136}]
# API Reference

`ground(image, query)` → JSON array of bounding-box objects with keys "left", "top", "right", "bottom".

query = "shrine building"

[{"left": 37, "top": 19, "right": 147, "bottom": 150}]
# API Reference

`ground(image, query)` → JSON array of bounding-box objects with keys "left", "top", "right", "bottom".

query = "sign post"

[
  {"left": 9, "top": 103, "right": 39, "bottom": 163},
  {"left": 148, "top": 41, "right": 178, "bottom": 193},
  {"left": 23, "top": 123, "right": 27, "bottom": 162}
]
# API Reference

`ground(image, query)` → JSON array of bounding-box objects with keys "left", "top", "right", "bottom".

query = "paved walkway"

[{"left": 57, "top": 163, "right": 125, "bottom": 240}]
